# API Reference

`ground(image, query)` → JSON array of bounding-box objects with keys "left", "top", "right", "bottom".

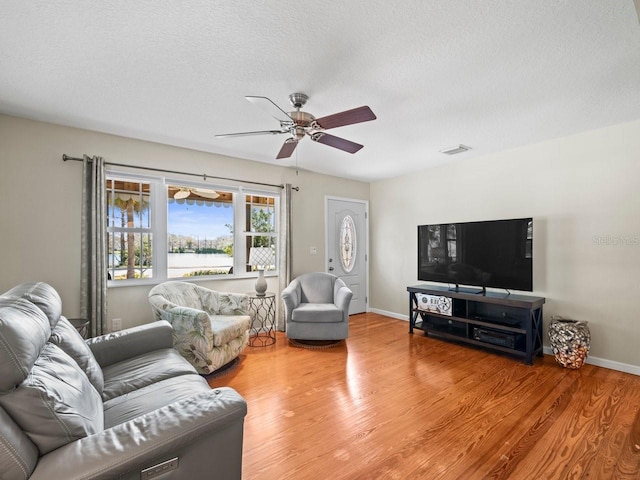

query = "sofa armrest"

[
  {"left": 334, "top": 285, "right": 353, "bottom": 320},
  {"left": 281, "top": 281, "right": 301, "bottom": 321},
  {"left": 29, "top": 387, "right": 247, "bottom": 480},
  {"left": 149, "top": 294, "right": 210, "bottom": 329},
  {"left": 86, "top": 321, "right": 174, "bottom": 368}
]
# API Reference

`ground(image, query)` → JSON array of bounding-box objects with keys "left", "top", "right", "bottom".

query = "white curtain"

[
  {"left": 80, "top": 155, "right": 108, "bottom": 337},
  {"left": 277, "top": 183, "right": 293, "bottom": 331}
]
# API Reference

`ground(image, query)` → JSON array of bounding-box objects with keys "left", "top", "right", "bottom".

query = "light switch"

[{"left": 310, "top": 247, "right": 317, "bottom": 255}]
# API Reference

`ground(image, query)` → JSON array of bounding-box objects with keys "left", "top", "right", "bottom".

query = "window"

[
  {"left": 426, "top": 224, "right": 457, "bottom": 263},
  {"left": 339, "top": 215, "right": 356, "bottom": 273},
  {"left": 106, "top": 179, "right": 152, "bottom": 280},
  {"left": 167, "top": 185, "right": 235, "bottom": 278},
  {"left": 445, "top": 224, "right": 457, "bottom": 262},
  {"left": 245, "top": 195, "right": 276, "bottom": 272},
  {"left": 106, "top": 173, "right": 279, "bottom": 283}
]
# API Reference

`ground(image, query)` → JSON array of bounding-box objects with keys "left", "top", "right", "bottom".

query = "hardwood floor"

[{"left": 207, "top": 313, "right": 640, "bottom": 479}]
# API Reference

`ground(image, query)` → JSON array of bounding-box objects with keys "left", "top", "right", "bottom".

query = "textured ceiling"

[{"left": 1, "top": 1, "right": 639, "bottom": 182}]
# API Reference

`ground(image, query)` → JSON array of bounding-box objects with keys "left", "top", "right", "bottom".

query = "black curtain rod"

[{"left": 62, "top": 154, "right": 299, "bottom": 191}]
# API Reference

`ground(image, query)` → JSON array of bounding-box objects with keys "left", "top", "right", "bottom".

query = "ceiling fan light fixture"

[
  {"left": 440, "top": 144, "right": 471, "bottom": 155},
  {"left": 293, "top": 126, "right": 306, "bottom": 140}
]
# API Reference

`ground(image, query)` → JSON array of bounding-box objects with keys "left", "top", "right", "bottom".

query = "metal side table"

[{"left": 247, "top": 292, "right": 276, "bottom": 346}]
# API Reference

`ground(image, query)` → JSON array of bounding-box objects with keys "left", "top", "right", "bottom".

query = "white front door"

[{"left": 326, "top": 197, "right": 368, "bottom": 314}]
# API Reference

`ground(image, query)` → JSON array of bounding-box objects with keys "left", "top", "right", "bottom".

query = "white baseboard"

[
  {"left": 368, "top": 308, "right": 639, "bottom": 376},
  {"left": 542, "top": 347, "right": 640, "bottom": 376},
  {"left": 368, "top": 307, "right": 408, "bottom": 321}
]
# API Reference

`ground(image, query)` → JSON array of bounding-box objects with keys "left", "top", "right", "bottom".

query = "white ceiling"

[{"left": 1, "top": 1, "right": 639, "bottom": 182}]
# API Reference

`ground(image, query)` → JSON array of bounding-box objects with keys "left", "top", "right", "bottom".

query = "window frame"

[
  {"left": 106, "top": 170, "right": 280, "bottom": 287},
  {"left": 245, "top": 193, "right": 278, "bottom": 272},
  {"left": 106, "top": 172, "right": 157, "bottom": 282}
]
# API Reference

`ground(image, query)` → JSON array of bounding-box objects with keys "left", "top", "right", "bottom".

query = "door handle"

[{"left": 329, "top": 267, "right": 334, "bottom": 271}]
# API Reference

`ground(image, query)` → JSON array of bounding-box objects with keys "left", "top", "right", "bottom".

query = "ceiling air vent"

[{"left": 440, "top": 144, "right": 471, "bottom": 155}]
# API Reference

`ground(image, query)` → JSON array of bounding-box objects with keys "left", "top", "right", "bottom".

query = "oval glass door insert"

[{"left": 339, "top": 215, "right": 357, "bottom": 272}]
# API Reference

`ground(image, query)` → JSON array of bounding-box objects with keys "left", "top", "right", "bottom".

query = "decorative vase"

[
  {"left": 548, "top": 316, "right": 590, "bottom": 369},
  {"left": 254, "top": 268, "right": 267, "bottom": 296}
]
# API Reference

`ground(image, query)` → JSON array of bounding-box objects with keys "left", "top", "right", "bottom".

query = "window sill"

[{"left": 107, "top": 272, "right": 279, "bottom": 289}]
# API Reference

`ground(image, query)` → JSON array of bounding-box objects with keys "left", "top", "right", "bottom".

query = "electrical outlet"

[{"left": 112, "top": 318, "right": 122, "bottom": 331}]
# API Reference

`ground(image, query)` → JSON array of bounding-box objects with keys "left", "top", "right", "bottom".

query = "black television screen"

[{"left": 417, "top": 218, "right": 533, "bottom": 291}]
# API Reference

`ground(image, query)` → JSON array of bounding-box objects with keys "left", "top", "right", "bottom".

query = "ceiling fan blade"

[
  {"left": 173, "top": 189, "right": 190, "bottom": 200},
  {"left": 246, "top": 96, "right": 293, "bottom": 123},
  {"left": 310, "top": 132, "right": 363, "bottom": 154},
  {"left": 276, "top": 139, "right": 298, "bottom": 159},
  {"left": 192, "top": 188, "right": 220, "bottom": 200},
  {"left": 314, "top": 106, "right": 376, "bottom": 130},
  {"left": 215, "top": 129, "right": 288, "bottom": 138}
]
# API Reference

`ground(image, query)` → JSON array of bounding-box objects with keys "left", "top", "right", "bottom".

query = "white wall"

[
  {"left": 370, "top": 120, "right": 640, "bottom": 370},
  {"left": 0, "top": 115, "right": 369, "bottom": 329},
  {"left": 3, "top": 113, "right": 638, "bottom": 370}
]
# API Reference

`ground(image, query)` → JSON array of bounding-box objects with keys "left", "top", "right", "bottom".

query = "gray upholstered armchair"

[{"left": 281, "top": 272, "right": 353, "bottom": 340}]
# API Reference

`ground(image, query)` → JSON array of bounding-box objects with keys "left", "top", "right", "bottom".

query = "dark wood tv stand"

[{"left": 407, "top": 285, "right": 545, "bottom": 365}]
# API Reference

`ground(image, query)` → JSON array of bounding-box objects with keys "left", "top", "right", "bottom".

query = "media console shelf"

[{"left": 407, "top": 285, "right": 545, "bottom": 365}]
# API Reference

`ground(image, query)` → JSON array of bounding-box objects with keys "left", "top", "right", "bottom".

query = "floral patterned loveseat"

[{"left": 148, "top": 281, "right": 251, "bottom": 374}]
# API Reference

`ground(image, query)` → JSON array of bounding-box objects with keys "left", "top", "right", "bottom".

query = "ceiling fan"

[{"left": 215, "top": 93, "right": 376, "bottom": 159}]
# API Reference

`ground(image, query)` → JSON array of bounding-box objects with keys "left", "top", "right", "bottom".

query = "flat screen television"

[{"left": 417, "top": 218, "right": 533, "bottom": 292}]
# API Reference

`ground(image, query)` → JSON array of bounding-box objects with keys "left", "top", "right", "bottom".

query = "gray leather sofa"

[
  {"left": 0, "top": 282, "right": 247, "bottom": 480},
  {"left": 282, "top": 272, "right": 353, "bottom": 340}
]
